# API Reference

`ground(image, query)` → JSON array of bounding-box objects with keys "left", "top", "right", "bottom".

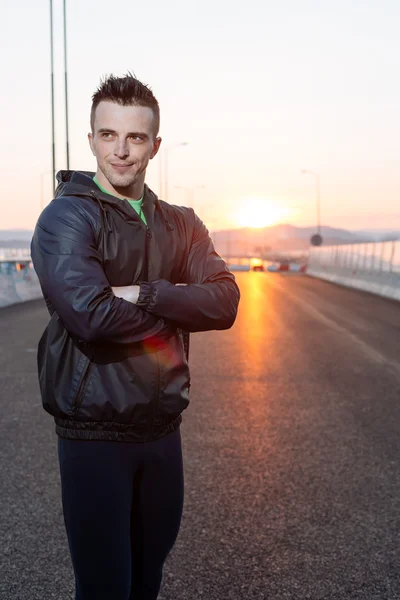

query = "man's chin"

[{"left": 106, "top": 174, "right": 136, "bottom": 190}]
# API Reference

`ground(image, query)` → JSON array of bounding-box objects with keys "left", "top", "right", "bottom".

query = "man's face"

[{"left": 88, "top": 101, "right": 161, "bottom": 189}]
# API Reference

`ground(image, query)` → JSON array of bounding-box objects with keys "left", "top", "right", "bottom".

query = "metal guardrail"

[
  {"left": 309, "top": 240, "right": 400, "bottom": 273},
  {"left": 308, "top": 240, "right": 400, "bottom": 301}
]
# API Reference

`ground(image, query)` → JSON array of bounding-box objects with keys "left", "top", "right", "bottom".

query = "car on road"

[{"left": 252, "top": 264, "right": 265, "bottom": 272}]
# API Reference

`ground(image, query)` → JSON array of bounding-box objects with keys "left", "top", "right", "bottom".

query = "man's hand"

[
  {"left": 112, "top": 285, "right": 140, "bottom": 304},
  {"left": 112, "top": 283, "right": 187, "bottom": 305}
]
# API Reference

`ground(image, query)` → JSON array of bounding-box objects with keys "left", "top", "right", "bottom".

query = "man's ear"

[
  {"left": 150, "top": 136, "right": 162, "bottom": 160},
  {"left": 88, "top": 132, "right": 95, "bottom": 156}
]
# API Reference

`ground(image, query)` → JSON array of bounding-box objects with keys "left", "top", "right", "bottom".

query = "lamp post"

[
  {"left": 302, "top": 169, "right": 322, "bottom": 244},
  {"left": 63, "top": 0, "right": 70, "bottom": 170},
  {"left": 161, "top": 142, "right": 188, "bottom": 201},
  {"left": 49, "top": 0, "right": 56, "bottom": 194},
  {"left": 49, "top": 0, "right": 70, "bottom": 193}
]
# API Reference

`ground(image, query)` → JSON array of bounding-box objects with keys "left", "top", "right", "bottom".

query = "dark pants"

[{"left": 58, "top": 427, "right": 184, "bottom": 600}]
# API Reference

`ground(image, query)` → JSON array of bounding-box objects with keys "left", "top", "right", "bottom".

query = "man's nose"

[{"left": 114, "top": 139, "right": 129, "bottom": 159}]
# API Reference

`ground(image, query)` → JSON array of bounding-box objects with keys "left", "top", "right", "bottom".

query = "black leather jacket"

[{"left": 31, "top": 171, "right": 240, "bottom": 442}]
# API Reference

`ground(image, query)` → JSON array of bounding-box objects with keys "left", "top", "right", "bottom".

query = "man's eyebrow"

[
  {"left": 128, "top": 132, "right": 149, "bottom": 139},
  {"left": 97, "top": 128, "right": 149, "bottom": 139}
]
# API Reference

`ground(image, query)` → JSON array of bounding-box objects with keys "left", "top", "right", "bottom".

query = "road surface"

[{"left": 1, "top": 272, "right": 399, "bottom": 599}]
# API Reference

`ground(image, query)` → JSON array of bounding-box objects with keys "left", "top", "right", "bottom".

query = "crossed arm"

[
  {"left": 31, "top": 199, "right": 240, "bottom": 343},
  {"left": 111, "top": 213, "right": 240, "bottom": 333}
]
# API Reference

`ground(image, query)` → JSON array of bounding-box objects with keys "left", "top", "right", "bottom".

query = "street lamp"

[
  {"left": 49, "top": 0, "right": 70, "bottom": 193},
  {"left": 160, "top": 142, "right": 188, "bottom": 201},
  {"left": 49, "top": 0, "right": 56, "bottom": 194},
  {"left": 63, "top": 0, "right": 70, "bottom": 170},
  {"left": 302, "top": 169, "right": 321, "bottom": 237}
]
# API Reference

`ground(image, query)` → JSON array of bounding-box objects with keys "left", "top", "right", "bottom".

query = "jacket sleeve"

[
  {"left": 136, "top": 211, "right": 240, "bottom": 332},
  {"left": 30, "top": 197, "right": 173, "bottom": 344}
]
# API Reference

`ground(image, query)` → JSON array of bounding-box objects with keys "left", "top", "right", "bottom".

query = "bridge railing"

[
  {"left": 307, "top": 240, "right": 400, "bottom": 301},
  {"left": 0, "top": 248, "right": 31, "bottom": 260},
  {"left": 2, "top": 241, "right": 399, "bottom": 308}
]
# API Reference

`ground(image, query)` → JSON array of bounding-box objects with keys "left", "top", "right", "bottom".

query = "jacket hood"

[{"left": 55, "top": 170, "right": 175, "bottom": 232}]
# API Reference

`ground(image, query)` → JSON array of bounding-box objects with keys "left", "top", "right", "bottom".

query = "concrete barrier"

[
  {"left": 0, "top": 259, "right": 42, "bottom": 308},
  {"left": 307, "top": 240, "right": 400, "bottom": 302}
]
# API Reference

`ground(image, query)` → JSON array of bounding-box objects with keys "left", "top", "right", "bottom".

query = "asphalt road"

[{"left": 1, "top": 273, "right": 400, "bottom": 600}]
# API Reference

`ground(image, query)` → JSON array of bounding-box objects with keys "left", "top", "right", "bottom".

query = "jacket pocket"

[
  {"left": 73, "top": 350, "right": 158, "bottom": 425},
  {"left": 158, "top": 333, "right": 191, "bottom": 416},
  {"left": 71, "top": 358, "right": 92, "bottom": 416},
  {"left": 37, "top": 312, "right": 92, "bottom": 418}
]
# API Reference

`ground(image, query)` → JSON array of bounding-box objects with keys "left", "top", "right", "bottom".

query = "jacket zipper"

[
  {"left": 144, "top": 227, "right": 152, "bottom": 280},
  {"left": 143, "top": 225, "right": 159, "bottom": 439}
]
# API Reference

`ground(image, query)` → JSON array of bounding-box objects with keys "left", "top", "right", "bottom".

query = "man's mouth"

[{"left": 110, "top": 163, "right": 133, "bottom": 170}]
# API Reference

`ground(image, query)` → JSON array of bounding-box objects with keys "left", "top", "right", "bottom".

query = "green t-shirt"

[{"left": 93, "top": 176, "right": 147, "bottom": 225}]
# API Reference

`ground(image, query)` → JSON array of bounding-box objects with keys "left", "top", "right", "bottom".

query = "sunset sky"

[{"left": 2, "top": 0, "right": 400, "bottom": 232}]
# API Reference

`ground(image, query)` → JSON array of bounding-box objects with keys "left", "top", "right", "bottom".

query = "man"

[{"left": 31, "top": 73, "right": 240, "bottom": 600}]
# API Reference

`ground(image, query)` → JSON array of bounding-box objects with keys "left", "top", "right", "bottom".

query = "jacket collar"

[{"left": 55, "top": 169, "right": 164, "bottom": 230}]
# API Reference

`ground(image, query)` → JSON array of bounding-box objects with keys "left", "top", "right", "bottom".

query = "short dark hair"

[{"left": 90, "top": 73, "right": 160, "bottom": 136}]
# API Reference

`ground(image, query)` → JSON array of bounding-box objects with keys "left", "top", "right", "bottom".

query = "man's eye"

[
  {"left": 130, "top": 135, "right": 143, "bottom": 142},
  {"left": 101, "top": 133, "right": 113, "bottom": 139}
]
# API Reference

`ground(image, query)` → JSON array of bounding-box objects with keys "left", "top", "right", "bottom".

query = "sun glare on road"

[{"left": 236, "top": 196, "right": 293, "bottom": 228}]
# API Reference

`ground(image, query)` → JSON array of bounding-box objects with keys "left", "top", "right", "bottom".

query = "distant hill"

[
  {"left": 0, "top": 230, "right": 33, "bottom": 248},
  {"left": 354, "top": 229, "right": 400, "bottom": 242},
  {"left": 0, "top": 229, "right": 33, "bottom": 240},
  {"left": 211, "top": 224, "right": 400, "bottom": 256}
]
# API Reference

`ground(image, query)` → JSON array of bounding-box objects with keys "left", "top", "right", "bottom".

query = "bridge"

[{"left": 1, "top": 245, "right": 400, "bottom": 599}]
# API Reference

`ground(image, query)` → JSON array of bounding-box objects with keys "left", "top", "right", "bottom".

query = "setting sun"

[{"left": 236, "top": 197, "right": 294, "bottom": 228}]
